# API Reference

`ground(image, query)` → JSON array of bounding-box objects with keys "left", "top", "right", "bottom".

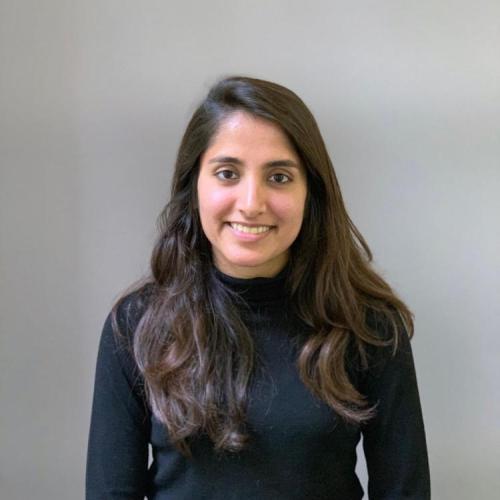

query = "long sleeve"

[
  {"left": 86, "top": 294, "right": 151, "bottom": 500},
  {"left": 361, "top": 317, "right": 431, "bottom": 499}
]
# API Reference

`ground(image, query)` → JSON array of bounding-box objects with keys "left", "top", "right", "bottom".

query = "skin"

[{"left": 197, "top": 111, "right": 308, "bottom": 279}]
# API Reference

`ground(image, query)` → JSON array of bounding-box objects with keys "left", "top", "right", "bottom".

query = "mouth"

[{"left": 227, "top": 222, "right": 275, "bottom": 234}]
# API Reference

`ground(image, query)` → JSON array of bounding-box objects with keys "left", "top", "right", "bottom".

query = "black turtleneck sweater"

[{"left": 86, "top": 267, "right": 430, "bottom": 499}]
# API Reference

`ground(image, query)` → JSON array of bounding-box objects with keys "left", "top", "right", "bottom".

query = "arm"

[
  {"left": 86, "top": 293, "right": 151, "bottom": 500},
  {"left": 361, "top": 317, "right": 431, "bottom": 499}
]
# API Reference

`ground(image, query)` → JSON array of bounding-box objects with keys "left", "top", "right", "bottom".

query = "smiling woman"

[
  {"left": 197, "top": 111, "right": 307, "bottom": 278},
  {"left": 86, "top": 76, "right": 430, "bottom": 499}
]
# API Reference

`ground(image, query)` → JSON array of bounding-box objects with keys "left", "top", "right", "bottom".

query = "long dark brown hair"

[{"left": 111, "top": 75, "right": 414, "bottom": 457}]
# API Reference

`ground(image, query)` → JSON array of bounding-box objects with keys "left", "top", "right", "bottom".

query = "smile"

[{"left": 229, "top": 222, "right": 273, "bottom": 234}]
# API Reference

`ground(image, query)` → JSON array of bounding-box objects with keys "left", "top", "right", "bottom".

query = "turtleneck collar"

[{"left": 212, "top": 263, "right": 291, "bottom": 306}]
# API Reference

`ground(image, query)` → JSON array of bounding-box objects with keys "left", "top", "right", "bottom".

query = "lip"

[
  {"left": 225, "top": 222, "right": 275, "bottom": 241},
  {"left": 228, "top": 221, "right": 275, "bottom": 228}
]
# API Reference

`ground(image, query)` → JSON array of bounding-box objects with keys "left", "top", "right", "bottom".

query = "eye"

[
  {"left": 215, "top": 169, "right": 238, "bottom": 181},
  {"left": 269, "top": 173, "right": 291, "bottom": 184}
]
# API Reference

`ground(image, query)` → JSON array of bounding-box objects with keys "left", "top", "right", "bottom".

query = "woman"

[{"left": 86, "top": 76, "right": 430, "bottom": 499}]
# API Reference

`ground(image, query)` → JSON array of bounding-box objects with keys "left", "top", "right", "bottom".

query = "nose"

[{"left": 236, "top": 177, "right": 266, "bottom": 218}]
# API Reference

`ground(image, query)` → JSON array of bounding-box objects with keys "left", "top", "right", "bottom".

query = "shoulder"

[
  {"left": 99, "top": 282, "right": 155, "bottom": 367},
  {"left": 359, "top": 306, "right": 412, "bottom": 377},
  {"left": 93, "top": 283, "right": 155, "bottom": 419},
  {"left": 111, "top": 282, "right": 155, "bottom": 340},
  {"left": 364, "top": 305, "right": 409, "bottom": 346}
]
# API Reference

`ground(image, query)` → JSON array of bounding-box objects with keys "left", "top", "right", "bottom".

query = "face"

[{"left": 197, "top": 111, "right": 308, "bottom": 278}]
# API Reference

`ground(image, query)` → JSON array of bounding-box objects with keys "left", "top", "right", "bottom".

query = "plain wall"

[{"left": 1, "top": 1, "right": 499, "bottom": 498}]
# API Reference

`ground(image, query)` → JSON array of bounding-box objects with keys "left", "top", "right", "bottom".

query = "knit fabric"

[{"left": 86, "top": 267, "right": 430, "bottom": 499}]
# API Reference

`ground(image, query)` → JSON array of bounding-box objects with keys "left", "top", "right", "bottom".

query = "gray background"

[{"left": 1, "top": 1, "right": 499, "bottom": 498}]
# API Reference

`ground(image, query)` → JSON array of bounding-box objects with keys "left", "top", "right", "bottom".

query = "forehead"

[{"left": 204, "top": 111, "right": 299, "bottom": 158}]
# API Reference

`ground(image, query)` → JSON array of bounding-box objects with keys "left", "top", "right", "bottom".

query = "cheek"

[
  {"left": 198, "top": 188, "right": 232, "bottom": 220},
  {"left": 272, "top": 193, "right": 307, "bottom": 222}
]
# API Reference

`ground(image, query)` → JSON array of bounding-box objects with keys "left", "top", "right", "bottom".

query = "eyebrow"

[{"left": 207, "top": 155, "right": 300, "bottom": 169}]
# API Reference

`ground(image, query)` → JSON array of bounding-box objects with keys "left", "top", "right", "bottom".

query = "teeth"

[{"left": 230, "top": 223, "right": 272, "bottom": 234}]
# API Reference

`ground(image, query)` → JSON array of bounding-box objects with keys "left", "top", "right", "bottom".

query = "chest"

[{"left": 151, "top": 308, "right": 359, "bottom": 454}]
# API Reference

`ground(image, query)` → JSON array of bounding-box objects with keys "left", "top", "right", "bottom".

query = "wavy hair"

[{"left": 111, "top": 76, "right": 414, "bottom": 457}]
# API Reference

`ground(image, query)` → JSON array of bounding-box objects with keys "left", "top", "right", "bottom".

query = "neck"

[{"left": 212, "top": 262, "right": 291, "bottom": 306}]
